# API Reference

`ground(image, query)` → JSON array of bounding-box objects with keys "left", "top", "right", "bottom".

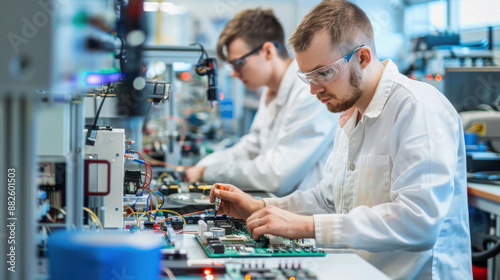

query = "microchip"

[
  {"left": 208, "top": 243, "right": 225, "bottom": 254},
  {"left": 219, "top": 224, "right": 233, "bottom": 235}
]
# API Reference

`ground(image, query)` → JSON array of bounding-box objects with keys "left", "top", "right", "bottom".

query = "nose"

[
  {"left": 231, "top": 69, "right": 239, "bottom": 78},
  {"left": 309, "top": 82, "right": 325, "bottom": 95}
]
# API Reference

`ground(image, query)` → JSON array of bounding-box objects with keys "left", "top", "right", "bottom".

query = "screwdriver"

[{"left": 213, "top": 184, "right": 224, "bottom": 211}]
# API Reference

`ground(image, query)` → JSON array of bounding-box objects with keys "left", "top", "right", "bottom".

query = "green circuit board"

[{"left": 196, "top": 219, "right": 326, "bottom": 258}]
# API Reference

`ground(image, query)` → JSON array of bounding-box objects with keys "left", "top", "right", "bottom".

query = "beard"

[{"left": 325, "top": 64, "right": 363, "bottom": 113}]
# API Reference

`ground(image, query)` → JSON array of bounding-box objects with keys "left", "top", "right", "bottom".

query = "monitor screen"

[{"left": 445, "top": 67, "right": 500, "bottom": 112}]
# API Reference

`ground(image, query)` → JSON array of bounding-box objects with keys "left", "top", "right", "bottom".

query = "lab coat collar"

[
  {"left": 338, "top": 59, "right": 397, "bottom": 128},
  {"left": 275, "top": 59, "right": 299, "bottom": 107},
  {"left": 363, "top": 59, "right": 397, "bottom": 119}
]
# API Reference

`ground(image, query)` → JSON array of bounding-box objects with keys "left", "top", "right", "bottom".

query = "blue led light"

[{"left": 84, "top": 72, "right": 122, "bottom": 86}]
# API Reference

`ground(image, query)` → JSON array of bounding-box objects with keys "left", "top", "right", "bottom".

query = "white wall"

[
  {"left": 146, "top": 0, "right": 321, "bottom": 49},
  {"left": 146, "top": 0, "right": 405, "bottom": 63}
]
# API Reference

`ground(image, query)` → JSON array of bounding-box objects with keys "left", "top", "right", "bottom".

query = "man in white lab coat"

[
  {"left": 210, "top": 1, "right": 472, "bottom": 279},
  {"left": 186, "top": 8, "right": 338, "bottom": 197}
]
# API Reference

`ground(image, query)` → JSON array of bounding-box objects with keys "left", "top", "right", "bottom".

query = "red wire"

[
  {"left": 144, "top": 162, "right": 153, "bottom": 187},
  {"left": 182, "top": 211, "right": 207, "bottom": 216}
]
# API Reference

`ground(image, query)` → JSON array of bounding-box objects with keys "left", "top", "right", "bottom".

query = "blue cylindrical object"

[
  {"left": 464, "top": 132, "right": 478, "bottom": 146},
  {"left": 48, "top": 231, "right": 162, "bottom": 280}
]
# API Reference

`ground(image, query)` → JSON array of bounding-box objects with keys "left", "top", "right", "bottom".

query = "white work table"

[
  {"left": 468, "top": 182, "right": 500, "bottom": 280},
  {"left": 170, "top": 226, "right": 390, "bottom": 280},
  {"left": 468, "top": 183, "right": 500, "bottom": 215}
]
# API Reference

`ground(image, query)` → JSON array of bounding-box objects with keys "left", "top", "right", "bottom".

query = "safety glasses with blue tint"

[
  {"left": 228, "top": 42, "right": 280, "bottom": 72},
  {"left": 297, "top": 45, "right": 365, "bottom": 86}
]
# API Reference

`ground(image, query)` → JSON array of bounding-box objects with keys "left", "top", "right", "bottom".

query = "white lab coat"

[
  {"left": 264, "top": 60, "right": 472, "bottom": 279},
  {"left": 199, "top": 60, "right": 339, "bottom": 196}
]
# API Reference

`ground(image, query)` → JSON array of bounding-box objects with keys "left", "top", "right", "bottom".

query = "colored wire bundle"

[
  {"left": 129, "top": 150, "right": 153, "bottom": 191},
  {"left": 83, "top": 207, "right": 103, "bottom": 231}
]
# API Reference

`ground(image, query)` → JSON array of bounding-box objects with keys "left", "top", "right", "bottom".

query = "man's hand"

[
  {"left": 186, "top": 165, "right": 207, "bottom": 182},
  {"left": 210, "top": 183, "right": 265, "bottom": 220},
  {"left": 246, "top": 206, "right": 315, "bottom": 240}
]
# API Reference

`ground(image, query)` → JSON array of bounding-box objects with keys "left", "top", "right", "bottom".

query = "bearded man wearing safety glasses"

[
  {"left": 186, "top": 8, "right": 338, "bottom": 197},
  {"left": 209, "top": 1, "right": 472, "bottom": 279}
]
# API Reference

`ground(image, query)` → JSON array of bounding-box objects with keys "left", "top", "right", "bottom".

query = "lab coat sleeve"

[
  {"left": 197, "top": 128, "right": 261, "bottom": 166},
  {"left": 203, "top": 89, "right": 337, "bottom": 194},
  {"left": 196, "top": 107, "right": 264, "bottom": 167},
  {"left": 313, "top": 99, "right": 462, "bottom": 252},
  {"left": 263, "top": 153, "right": 336, "bottom": 214}
]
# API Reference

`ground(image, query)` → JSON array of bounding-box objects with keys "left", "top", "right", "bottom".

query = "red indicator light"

[
  {"left": 203, "top": 268, "right": 212, "bottom": 275},
  {"left": 426, "top": 73, "right": 433, "bottom": 81},
  {"left": 435, "top": 74, "right": 442, "bottom": 82},
  {"left": 180, "top": 72, "right": 192, "bottom": 81}
]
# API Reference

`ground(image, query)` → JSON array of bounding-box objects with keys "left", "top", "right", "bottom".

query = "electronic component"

[
  {"left": 207, "top": 243, "right": 225, "bottom": 254},
  {"left": 159, "top": 183, "right": 180, "bottom": 196},
  {"left": 198, "top": 220, "right": 207, "bottom": 237},
  {"left": 170, "top": 216, "right": 184, "bottom": 231},
  {"left": 268, "top": 235, "right": 284, "bottom": 247},
  {"left": 220, "top": 235, "right": 248, "bottom": 242},
  {"left": 219, "top": 223, "right": 232, "bottom": 235},
  {"left": 224, "top": 262, "right": 318, "bottom": 280},
  {"left": 203, "top": 232, "right": 214, "bottom": 243},
  {"left": 143, "top": 221, "right": 155, "bottom": 230},
  {"left": 123, "top": 170, "right": 142, "bottom": 195},
  {"left": 210, "top": 227, "right": 225, "bottom": 238},
  {"left": 189, "top": 182, "right": 211, "bottom": 194},
  {"left": 165, "top": 225, "right": 176, "bottom": 246}
]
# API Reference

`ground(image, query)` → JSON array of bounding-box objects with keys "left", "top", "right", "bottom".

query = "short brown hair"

[
  {"left": 217, "top": 8, "right": 289, "bottom": 61},
  {"left": 289, "top": 0, "right": 375, "bottom": 55}
]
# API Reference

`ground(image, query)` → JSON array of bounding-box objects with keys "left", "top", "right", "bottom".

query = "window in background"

[
  {"left": 404, "top": 1, "right": 447, "bottom": 36},
  {"left": 459, "top": 0, "right": 500, "bottom": 29}
]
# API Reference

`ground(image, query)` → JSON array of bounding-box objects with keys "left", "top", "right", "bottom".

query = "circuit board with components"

[
  {"left": 195, "top": 218, "right": 326, "bottom": 258},
  {"left": 226, "top": 266, "right": 318, "bottom": 280}
]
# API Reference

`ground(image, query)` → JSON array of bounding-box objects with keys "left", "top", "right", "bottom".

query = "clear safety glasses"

[
  {"left": 227, "top": 42, "right": 280, "bottom": 72},
  {"left": 297, "top": 45, "right": 364, "bottom": 86},
  {"left": 227, "top": 44, "right": 264, "bottom": 72}
]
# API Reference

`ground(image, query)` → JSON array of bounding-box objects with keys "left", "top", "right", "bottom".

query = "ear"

[
  {"left": 357, "top": 46, "right": 372, "bottom": 70},
  {"left": 262, "top": 41, "right": 276, "bottom": 61}
]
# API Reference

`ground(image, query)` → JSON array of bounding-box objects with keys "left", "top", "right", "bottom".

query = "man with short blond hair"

[
  {"left": 210, "top": 1, "right": 472, "bottom": 279},
  {"left": 187, "top": 8, "right": 338, "bottom": 196}
]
